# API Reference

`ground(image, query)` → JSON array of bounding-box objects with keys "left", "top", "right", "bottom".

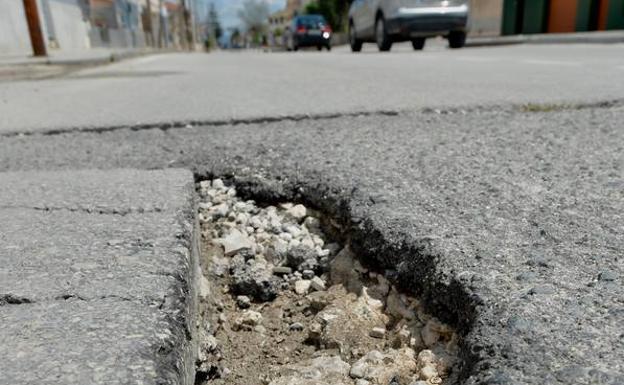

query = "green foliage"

[
  {"left": 303, "top": 0, "right": 350, "bottom": 32},
  {"left": 274, "top": 27, "right": 283, "bottom": 37},
  {"left": 304, "top": 2, "right": 321, "bottom": 14},
  {"left": 238, "top": 0, "right": 270, "bottom": 32}
]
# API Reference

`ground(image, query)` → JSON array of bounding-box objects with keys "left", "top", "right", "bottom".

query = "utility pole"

[
  {"left": 145, "top": 0, "right": 154, "bottom": 47},
  {"left": 23, "top": 0, "right": 47, "bottom": 56}
]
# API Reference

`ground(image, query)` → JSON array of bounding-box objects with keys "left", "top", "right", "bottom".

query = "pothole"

[{"left": 195, "top": 179, "right": 460, "bottom": 385}]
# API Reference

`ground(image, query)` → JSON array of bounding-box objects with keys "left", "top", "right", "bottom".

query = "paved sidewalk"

[
  {"left": 0, "top": 48, "right": 155, "bottom": 81},
  {"left": 0, "top": 169, "right": 199, "bottom": 385},
  {"left": 467, "top": 30, "right": 624, "bottom": 47}
]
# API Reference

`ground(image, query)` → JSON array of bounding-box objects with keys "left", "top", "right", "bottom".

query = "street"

[
  {"left": 2, "top": 42, "right": 624, "bottom": 133},
  {"left": 1, "top": 43, "right": 623, "bottom": 385}
]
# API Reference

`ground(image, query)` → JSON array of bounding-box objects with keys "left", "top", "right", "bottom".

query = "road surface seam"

[{"left": 1, "top": 98, "right": 621, "bottom": 138}]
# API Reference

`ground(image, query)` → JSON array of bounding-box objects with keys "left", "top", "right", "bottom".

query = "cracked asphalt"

[{"left": 1, "top": 45, "right": 623, "bottom": 384}]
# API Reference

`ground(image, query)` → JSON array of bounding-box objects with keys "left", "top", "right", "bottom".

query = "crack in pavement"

[
  {"left": 0, "top": 109, "right": 401, "bottom": 138},
  {"left": 2, "top": 98, "right": 622, "bottom": 139},
  {"left": 0, "top": 204, "right": 165, "bottom": 216}
]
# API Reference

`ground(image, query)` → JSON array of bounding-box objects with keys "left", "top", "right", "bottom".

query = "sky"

[{"left": 195, "top": 0, "right": 286, "bottom": 30}]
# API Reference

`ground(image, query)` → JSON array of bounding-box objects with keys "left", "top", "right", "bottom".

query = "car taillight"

[
  {"left": 322, "top": 26, "right": 332, "bottom": 33},
  {"left": 297, "top": 26, "right": 306, "bottom": 33}
]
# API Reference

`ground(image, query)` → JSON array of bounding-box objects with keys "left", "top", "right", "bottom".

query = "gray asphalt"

[
  {"left": 0, "top": 169, "right": 198, "bottom": 385},
  {"left": 1, "top": 42, "right": 624, "bottom": 134},
  {"left": 1, "top": 45, "right": 623, "bottom": 385}
]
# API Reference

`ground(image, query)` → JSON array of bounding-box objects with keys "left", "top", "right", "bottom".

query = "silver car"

[{"left": 348, "top": 0, "right": 469, "bottom": 52}]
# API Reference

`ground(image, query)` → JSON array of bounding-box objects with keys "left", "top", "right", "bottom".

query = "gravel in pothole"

[{"left": 196, "top": 179, "right": 459, "bottom": 385}]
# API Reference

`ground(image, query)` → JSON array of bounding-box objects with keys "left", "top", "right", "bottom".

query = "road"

[
  {"left": 1, "top": 44, "right": 623, "bottom": 385},
  {"left": 1, "top": 41, "right": 624, "bottom": 134}
]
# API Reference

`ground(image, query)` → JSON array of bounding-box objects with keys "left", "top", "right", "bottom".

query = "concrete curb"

[{"left": 467, "top": 30, "right": 624, "bottom": 47}]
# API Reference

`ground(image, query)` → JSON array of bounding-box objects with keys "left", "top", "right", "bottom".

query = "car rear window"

[{"left": 297, "top": 16, "right": 327, "bottom": 29}]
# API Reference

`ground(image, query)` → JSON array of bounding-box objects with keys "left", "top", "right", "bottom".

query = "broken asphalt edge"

[{"left": 193, "top": 172, "right": 483, "bottom": 385}]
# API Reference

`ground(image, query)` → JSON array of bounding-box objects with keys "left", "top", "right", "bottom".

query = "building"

[
  {"left": 469, "top": 0, "right": 624, "bottom": 37},
  {"left": 1, "top": 0, "right": 195, "bottom": 57}
]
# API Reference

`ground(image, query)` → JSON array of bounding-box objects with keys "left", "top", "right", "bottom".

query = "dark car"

[{"left": 286, "top": 15, "right": 332, "bottom": 51}]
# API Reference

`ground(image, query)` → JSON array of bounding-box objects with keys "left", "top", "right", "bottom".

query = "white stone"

[
  {"left": 420, "top": 365, "right": 438, "bottom": 380},
  {"left": 217, "top": 228, "right": 253, "bottom": 257},
  {"left": 287, "top": 204, "right": 307, "bottom": 221},
  {"left": 294, "top": 280, "right": 312, "bottom": 295},
  {"left": 310, "top": 276, "right": 326, "bottom": 291},
  {"left": 369, "top": 327, "right": 386, "bottom": 339},
  {"left": 233, "top": 310, "right": 263, "bottom": 330},
  {"left": 417, "top": 350, "right": 436, "bottom": 366},
  {"left": 210, "top": 203, "right": 229, "bottom": 218},
  {"left": 212, "top": 179, "right": 225, "bottom": 189}
]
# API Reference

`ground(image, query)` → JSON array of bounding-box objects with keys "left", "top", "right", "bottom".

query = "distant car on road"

[
  {"left": 348, "top": 0, "right": 469, "bottom": 52},
  {"left": 286, "top": 15, "right": 333, "bottom": 51}
]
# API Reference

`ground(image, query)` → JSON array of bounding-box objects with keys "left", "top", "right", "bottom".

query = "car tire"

[
  {"left": 293, "top": 45, "right": 299, "bottom": 51},
  {"left": 349, "top": 22, "right": 363, "bottom": 52},
  {"left": 411, "top": 38, "right": 426, "bottom": 50},
  {"left": 448, "top": 31, "right": 466, "bottom": 49},
  {"left": 317, "top": 45, "right": 323, "bottom": 51},
  {"left": 326, "top": 44, "right": 331, "bottom": 51},
  {"left": 375, "top": 16, "right": 392, "bottom": 52}
]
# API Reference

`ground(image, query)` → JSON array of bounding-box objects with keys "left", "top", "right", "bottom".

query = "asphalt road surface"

[
  {"left": 1, "top": 42, "right": 624, "bottom": 134},
  {"left": 1, "top": 44, "right": 623, "bottom": 385}
]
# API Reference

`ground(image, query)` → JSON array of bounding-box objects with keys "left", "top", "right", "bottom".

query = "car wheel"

[
  {"left": 317, "top": 45, "right": 323, "bottom": 51},
  {"left": 349, "top": 21, "right": 363, "bottom": 52},
  {"left": 448, "top": 31, "right": 466, "bottom": 49},
  {"left": 411, "top": 38, "right": 426, "bottom": 50},
  {"left": 293, "top": 45, "right": 299, "bottom": 51},
  {"left": 375, "top": 16, "right": 392, "bottom": 52},
  {"left": 326, "top": 44, "right": 331, "bottom": 51}
]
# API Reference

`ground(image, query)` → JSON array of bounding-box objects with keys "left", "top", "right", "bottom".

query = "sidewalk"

[
  {"left": 0, "top": 169, "right": 199, "bottom": 385},
  {"left": 467, "top": 30, "right": 624, "bottom": 47},
  {"left": 0, "top": 48, "right": 156, "bottom": 81}
]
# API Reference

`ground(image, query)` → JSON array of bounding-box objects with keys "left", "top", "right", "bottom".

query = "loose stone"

[
  {"left": 294, "top": 280, "right": 312, "bottom": 295},
  {"left": 286, "top": 204, "right": 307, "bottom": 221},
  {"left": 236, "top": 295, "right": 251, "bottom": 309},
  {"left": 273, "top": 266, "right": 293, "bottom": 275},
  {"left": 369, "top": 327, "right": 386, "bottom": 339},
  {"left": 289, "top": 322, "right": 304, "bottom": 331},
  {"left": 310, "top": 276, "right": 326, "bottom": 291}
]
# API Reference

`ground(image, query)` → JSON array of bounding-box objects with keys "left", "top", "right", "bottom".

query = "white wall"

[
  {"left": 469, "top": 0, "right": 504, "bottom": 37},
  {"left": 0, "top": 0, "right": 33, "bottom": 55},
  {"left": 47, "top": 0, "right": 91, "bottom": 50}
]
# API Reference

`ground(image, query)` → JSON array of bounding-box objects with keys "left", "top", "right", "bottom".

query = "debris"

[
  {"left": 217, "top": 228, "right": 253, "bottom": 257},
  {"left": 236, "top": 295, "right": 251, "bottom": 309},
  {"left": 310, "top": 276, "right": 326, "bottom": 291},
  {"left": 294, "top": 280, "right": 312, "bottom": 295},
  {"left": 233, "top": 310, "right": 263, "bottom": 331},
  {"left": 197, "top": 180, "right": 458, "bottom": 385},
  {"left": 273, "top": 266, "right": 293, "bottom": 275},
  {"left": 289, "top": 322, "right": 304, "bottom": 331},
  {"left": 369, "top": 327, "right": 386, "bottom": 339},
  {"left": 286, "top": 204, "right": 307, "bottom": 221}
]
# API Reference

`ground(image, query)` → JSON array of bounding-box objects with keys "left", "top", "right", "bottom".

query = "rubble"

[{"left": 196, "top": 179, "right": 459, "bottom": 385}]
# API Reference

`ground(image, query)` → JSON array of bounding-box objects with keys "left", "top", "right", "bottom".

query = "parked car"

[
  {"left": 285, "top": 15, "right": 333, "bottom": 51},
  {"left": 348, "top": 0, "right": 469, "bottom": 52}
]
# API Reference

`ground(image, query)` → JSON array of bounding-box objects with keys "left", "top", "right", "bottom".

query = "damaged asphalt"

[{"left": 1, "top": 101, "right": 622, "bottom": 384}]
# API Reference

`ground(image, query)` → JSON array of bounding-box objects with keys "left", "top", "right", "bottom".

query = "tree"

[
  {"left": 207, "top": 2, "right": 223, "bottom": 41},
  {"left": 237, "top": 0, "right": 270, "bottom": 33},
  {"left": 303, "top": 0, "right": 350, "bottom": 32}
]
